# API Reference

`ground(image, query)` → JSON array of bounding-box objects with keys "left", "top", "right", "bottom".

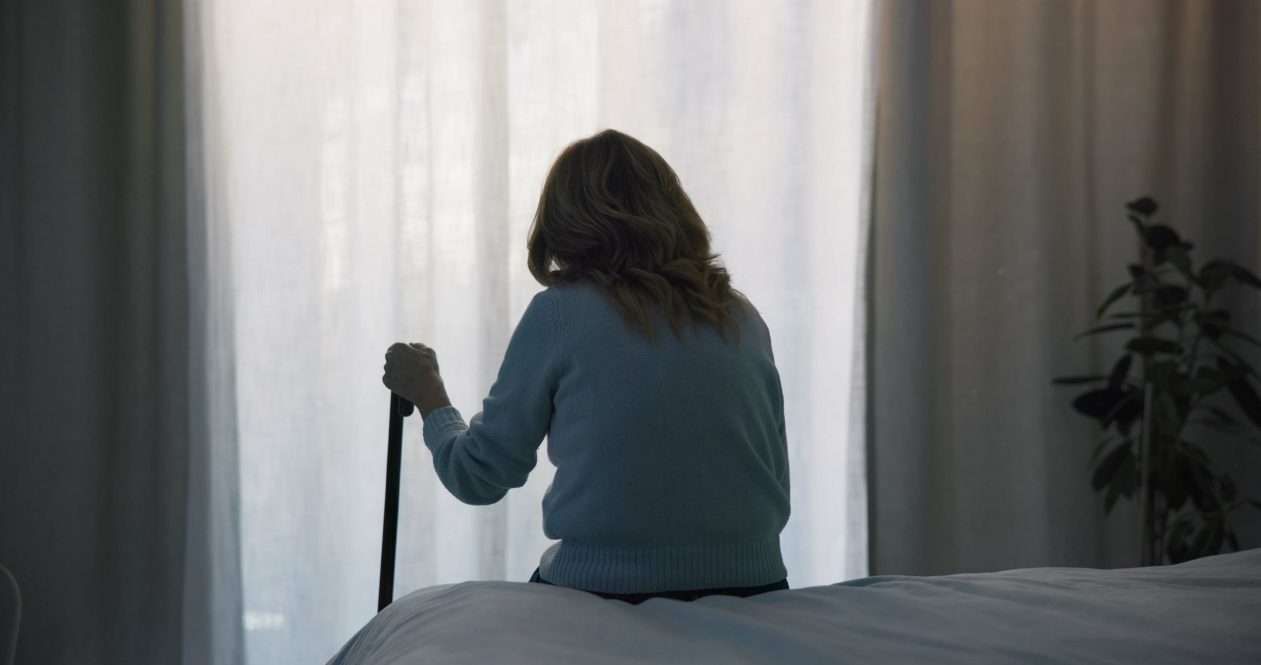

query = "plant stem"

[
  {"left": 1139, "top": 243, "right": 1156, "bottom": 566},
  {"left": 1140, "top": 379, "right": 1155, "bottom": 564}
]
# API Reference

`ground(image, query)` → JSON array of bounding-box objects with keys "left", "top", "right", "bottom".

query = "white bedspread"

[{"left": 327, "top": 548, "right": 1261, "bottom": 664}]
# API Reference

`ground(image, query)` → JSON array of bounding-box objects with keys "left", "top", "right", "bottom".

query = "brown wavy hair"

[{"left": 526, "top": 129, "right": 748, "bottom": 346}]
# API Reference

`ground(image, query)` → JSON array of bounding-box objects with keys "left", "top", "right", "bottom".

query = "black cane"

[{"left": 379, "top": 392, "right": 414, "bottom": 612}]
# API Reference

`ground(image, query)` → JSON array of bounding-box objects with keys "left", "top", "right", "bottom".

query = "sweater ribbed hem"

[{"left": 538, "top": 537, "right": 787, "bottom": 594}]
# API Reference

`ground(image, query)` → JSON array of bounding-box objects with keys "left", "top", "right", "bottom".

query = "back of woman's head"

[{"left": 526, "top": 128, "right": 748, "bottom": 345}]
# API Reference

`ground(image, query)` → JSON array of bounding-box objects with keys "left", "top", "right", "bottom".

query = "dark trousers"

[{"left": 528, "top": 567, "right": 789, "bottom": 605}]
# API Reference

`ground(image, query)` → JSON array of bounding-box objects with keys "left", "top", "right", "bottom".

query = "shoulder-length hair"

[{"left": 526, "top": 129, "right": 748, "bottom": 346}]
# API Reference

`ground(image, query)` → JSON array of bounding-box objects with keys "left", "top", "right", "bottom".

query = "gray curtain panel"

[
  {"left": 0, "top": 1, "right": 242, "bottom": 664},
  {"left": 869, "top": 0, "right": 1261, "bottom": 577}
]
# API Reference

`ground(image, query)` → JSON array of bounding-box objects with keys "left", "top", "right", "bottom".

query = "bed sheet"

[{"left": 327, "top": 547, "right": 1261, "bottom": 664}]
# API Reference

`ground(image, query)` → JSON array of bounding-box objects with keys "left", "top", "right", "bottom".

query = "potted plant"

[{"left": 1054, "top": 197, "right": 1261, "bottom": 566}]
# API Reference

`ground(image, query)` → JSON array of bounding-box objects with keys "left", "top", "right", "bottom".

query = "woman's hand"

[{"left": 383, "top": 342, "right": 448, "bottom": 414}]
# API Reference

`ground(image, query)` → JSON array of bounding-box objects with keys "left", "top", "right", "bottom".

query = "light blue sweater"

[{"left": 421, "top": 278, "right": 790, "bottom": 593}]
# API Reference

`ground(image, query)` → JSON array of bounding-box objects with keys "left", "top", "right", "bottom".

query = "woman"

[{"left": 383, "top": 129, "right": 790, "bottom": 604}]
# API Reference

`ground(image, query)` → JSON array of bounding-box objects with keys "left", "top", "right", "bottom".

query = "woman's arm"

[{"left": 420, "top": 289, "right": 561, "bottom": 505}]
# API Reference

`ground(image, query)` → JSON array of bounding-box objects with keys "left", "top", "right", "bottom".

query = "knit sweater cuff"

[{"left": 421, "top": 405, "right": 465, "bottom": 449}]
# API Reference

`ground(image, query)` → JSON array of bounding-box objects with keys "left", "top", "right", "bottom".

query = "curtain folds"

[
  {"left": 869, "top": 0, "right": 1261, "bottom": 577},
  {"left": 184, "top": 0, "right": 246, "bottom": 662},
  {"left": 1, "top": 0, "right": 243, "bottom": 663}
]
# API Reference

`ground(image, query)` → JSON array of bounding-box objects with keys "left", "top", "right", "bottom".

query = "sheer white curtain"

[{"left": 197, "top": 0, "right": 876, "bottom": 661}]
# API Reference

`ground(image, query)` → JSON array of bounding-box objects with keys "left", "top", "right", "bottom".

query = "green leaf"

[
  {"left": 1222, "top": 327, "right": 1261, "bottom": 350},
  {"left": 1104, "top": 393, "right": 1143, "bottom": 431},
  {"left": 1092, "top": 443, "right": 1130, "bottom": 492},
  {"left": 1126, "top": 197, "right": 1158, "bottom": 216},
  {"left": 1108, "top": 355, "right": 1133, "bottom": 390},
  {"left": 1143, "top": 225, "right": 1183, "bottom": 252},
  {"left": 1125, "top": 336, "right": 1184, "bottom": 356},
  {"left": 1180, "top": 366, "right": 1226, "bottom": 397},
  {"left": 1179, "top": 441, "right": 1213, "bottom": 467},
  {"left": 1153, "top": 244, "right": 1194, "bottom": 269},
  {"left": 1209, "top": 520, "right": 1226, "bottom": 557},
  {"left": 1149, "top": 359, "right": 1180, "bottom": 389},
  {"left": 1198, "top": 260, "right": 1236, "bottom": 292},
  {"left": 1072, "top": 388, "right": 1127, "bottom": 421},
  {"left": 1220, "top": 361, "right": 1261, "bottom": 430},
  {"left": 1206, "top": 405, "right": 1240, "bottom": 425},
  {"left": 1074, "top": 322, "right": 1136, "bottom": 340},
  {"left": 1107, "top": 304, "right": 1195, "bottom": 322},
  {"left": 1194, "top": 309, "right": 1230, "bottom": 338},
  {"left": 1170, "top": 445, "right": 1212, "bottom": 513},
  {"left": 1196, "top": 406, "right": 1244, "bottom": 434},
  {"left": 1187, "top": 419, "right": 1261, "bottom": 448},
  {"left": 1089, "top": 436, "right": 1124, "bottom": 466},
  {"left": 1153, "top": 285, "right": 1190, "bottom": 307},
  {"left": 1103, "top": 479, "right": 1123, "bottom": 515},
  {"left": 1189, "top": 520, "right": 1222, "bottom": 560},
  {"left": 1162, "top": 246, "right": 1194, "bottom": 276},
  {"left": 1199, "top": 260, "right": 1261, "bottom": 291},
  {"left": 1209, "top": 339, "right": 1261, "bottom": 379},
  {"left": 1226, "top": 531, "right": 1241, "bottom": 552},
  {"left": 1165, "top": 517, "right": 1194, "bottom": 563},
  {"left": 1186, "top": 460, "right": 1221, "bottom": 513},
  {"left": 1097, "top": 283, "right": 1132, "bottom": 319},
  {"left": 1218, "top": 475, "right": 1237, "bottom": 502},
  {"left": 1194, "top": 310, "right": 1230, "bottom": 325},
  {"left": 1131, "top": 272, "right": 1164, "bottom": 296},
  {"left": 1231, "top": 264, "right": 1261, "bottom": 289},
  {"left": 1188, "top": 523, "right": 1211, "bottom": 560},
  {"left": 1115, "top": 454, "right": 1137, "bottom": 497},
  {"left": 1053, "top": 375, "right": 1109, "bottom": 385}
]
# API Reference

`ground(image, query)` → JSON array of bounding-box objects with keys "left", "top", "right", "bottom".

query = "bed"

[{"left": 327, "top": 547, "right": 1261, "bottom": 664}]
